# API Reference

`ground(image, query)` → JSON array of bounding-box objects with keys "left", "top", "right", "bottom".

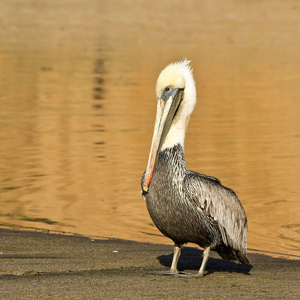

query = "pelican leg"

[
  {"left": 197, "top": 246, "right": 210, "bottom": 277},
  {"left": 170, "top": 243, "right": 181, "bottom": 273},
  {"left": 176, "top": 246, "right": 210, "bottom": 278},
  {"left": 148, "top": 243, "right": 181, "bottom": 276}
]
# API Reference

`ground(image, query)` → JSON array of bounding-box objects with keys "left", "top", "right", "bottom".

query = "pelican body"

[{"left": 141, "top": 60, "right": 249, "bottom": 277}]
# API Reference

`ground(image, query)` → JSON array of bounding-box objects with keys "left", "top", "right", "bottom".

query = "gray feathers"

[
  {"left": 142, "top": 144, "right": 248, "bottom": 263},
  {"left": 185, "top": 171, "right": 248, "bottom": 255}
]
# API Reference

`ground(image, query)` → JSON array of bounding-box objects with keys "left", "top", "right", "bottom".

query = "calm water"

[{"left": 0, "top": 0, "right": 299, "bottom": 258}]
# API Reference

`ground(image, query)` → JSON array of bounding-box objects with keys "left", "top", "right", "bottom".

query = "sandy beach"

[{"left": 0, "top": 229, "right": 299, "bottom": 299}]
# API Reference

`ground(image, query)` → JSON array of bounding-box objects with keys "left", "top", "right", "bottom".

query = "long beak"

[{"left": 143, "top": 88, "right": 183, "bottom": 192}]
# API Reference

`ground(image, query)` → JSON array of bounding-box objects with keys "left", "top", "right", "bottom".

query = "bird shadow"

[{"left": 156, "top": 246, "right": 252, "bottom": 276}]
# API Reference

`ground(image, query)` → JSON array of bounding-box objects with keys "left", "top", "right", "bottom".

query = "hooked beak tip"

[{"left": 142, "top": 184, "right": 149, "bottom": 197}]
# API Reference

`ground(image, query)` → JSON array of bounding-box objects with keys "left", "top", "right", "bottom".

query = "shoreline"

[
  {"left": 1, "top": 225, "right": 298, "bottom": 260},
  {"left": 0, "top": 228, "right": 299, "bottom": 299}
]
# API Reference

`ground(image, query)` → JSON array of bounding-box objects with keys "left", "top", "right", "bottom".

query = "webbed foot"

[
  {"left": 176, "top": 271, "right": 206, "bottom": 278},
  {"left": 147, "top": 270, "right": 178, "bottom": 276}
]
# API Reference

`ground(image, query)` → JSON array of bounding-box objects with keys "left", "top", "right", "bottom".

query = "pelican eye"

[{"left": 162, "top": 86, "right": 174, "bottom": 101}]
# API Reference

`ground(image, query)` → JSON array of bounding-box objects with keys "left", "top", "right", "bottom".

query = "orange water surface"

[{"left": 0, "top": 0, "right": 299, "bottom": 259}]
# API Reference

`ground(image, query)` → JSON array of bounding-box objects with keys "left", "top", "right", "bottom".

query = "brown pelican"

[{"left": 141, "top": 59, "right": 249, "bottom": 277}]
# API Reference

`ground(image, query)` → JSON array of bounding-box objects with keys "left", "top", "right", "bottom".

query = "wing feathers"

[{"left": 184, "top": 172, "right": 248, "bottom": 254}]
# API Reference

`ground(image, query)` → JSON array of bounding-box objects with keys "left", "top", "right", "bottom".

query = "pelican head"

[{"left": 143, "top": 59, "right": 197, "bottom": 192}]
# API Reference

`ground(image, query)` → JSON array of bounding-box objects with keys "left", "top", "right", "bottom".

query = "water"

[{"left": 0, "top": 0, "right": 299, "bottom": 258}]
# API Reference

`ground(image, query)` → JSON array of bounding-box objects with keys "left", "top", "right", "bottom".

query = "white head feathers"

[{"left": 156, "top": 59, "right": 197, "bottom": 150}]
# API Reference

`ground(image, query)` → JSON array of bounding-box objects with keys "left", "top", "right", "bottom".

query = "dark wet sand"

[{"left": 0, "top": 229, "right": 299, "bottom": 299}]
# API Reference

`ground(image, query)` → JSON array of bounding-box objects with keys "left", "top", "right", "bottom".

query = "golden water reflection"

[{"left": 0, "top": 0, "right": 299, "bottom": 258}]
